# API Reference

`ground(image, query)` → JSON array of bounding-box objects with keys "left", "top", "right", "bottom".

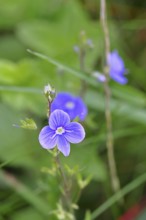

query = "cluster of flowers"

[
  {"left": 39, "top": 92, "right": 87, "bottom": 157},
  {"left": 39, "top": 50, "right": 127, "bottom": 156}
]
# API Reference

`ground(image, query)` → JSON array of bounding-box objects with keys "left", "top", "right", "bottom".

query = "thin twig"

[{"left": 100, "top": 0, "right": 121, "bottom": 194}]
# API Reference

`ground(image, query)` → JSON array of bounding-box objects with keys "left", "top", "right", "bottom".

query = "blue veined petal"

[
  {"left": 57, "top": 136, "right": 70, "bottom": 157},
  {"left": 49, "top": 110, "right": 70, "bottom": 130},
  {"left": 64, "top": 122, "right": 85, "bottom": 143},
  {"left": 39, "top": 126, "right": 57, "bottom": 149}
]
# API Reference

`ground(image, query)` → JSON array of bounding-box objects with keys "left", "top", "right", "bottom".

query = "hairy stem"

[
  {"left": 100, "top": 0, "right": 121, "bottom": 194},
  {"left": 55, "top": 154, "right": 76, "bottom": 219}
]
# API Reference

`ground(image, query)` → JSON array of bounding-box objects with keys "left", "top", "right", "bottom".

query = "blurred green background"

[{"left": 0, "top": 0, "right": 146, "bottom": 219}]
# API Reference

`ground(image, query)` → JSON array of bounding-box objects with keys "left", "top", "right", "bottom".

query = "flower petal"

[
  {"left": 75, "top": 97, "right": 88, "bottom": 121},
  {"left": 108, "top": 50, "right": 128, "bottom": 84},
  {"left": 57, "top": 136, "right": 70, "bottom": 157},
  {"left": 49, "top": 110, "right": 70, "bottom": 130},
  {"left": 51, "top": 92, "right": 87, "bottom": 121},
  {"left": 110, "top": 72, "right": 128, "bottom": 84},
  {"left": 51, "top": 92, "right": 76, "bottom": 120},
  {"left": 108, "top": 50, "right": 125, "bottom": 73},
  {"left": 39, "top": 126, "right": 57, "bottom": 149},
  {"left": 51, "top": 92, "right": 73, "bottom": 109},
  {"left": 64, "top": 122, "right": 85, "bottom": 143}
]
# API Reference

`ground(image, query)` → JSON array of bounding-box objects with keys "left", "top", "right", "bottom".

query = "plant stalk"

[
  {"left": 55, "top": 154, "right": 76, "bottom": 220},
  {"left": 100, "top": 0, "right": 121, "bottom": 195}
]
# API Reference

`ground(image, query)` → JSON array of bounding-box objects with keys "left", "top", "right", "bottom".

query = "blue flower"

[
  {"left": 51, "top": 92, "right": 87, "bottom": 121},
  {"left": 93, "top": 71, "right": 106, "bottom": 82},
  {"left": 39, "top": 110, "right": 85, "bottom": 156},
  {"left": 108, "top": 50, "right": 128, "bottom": 84}
]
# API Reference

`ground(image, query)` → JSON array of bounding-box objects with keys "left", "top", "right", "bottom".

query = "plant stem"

[
  {"left": 100, "top": 0, "right": 121, "bottom": 194},
  {"left": 79, "top": 48, "right": 87, "bottom": 97},
  {"left": 79, "top": 32, "right": 88, "bottom": 98},
  {"left": 55, "top": 154, "right": 76, "bottom": 219},
  {"left": 55, "top": 154, "right": 68, "bottom": 191}
]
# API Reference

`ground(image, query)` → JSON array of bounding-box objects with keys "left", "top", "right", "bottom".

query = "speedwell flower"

[
  {"left": 51, "top": 92, "right": 87, "bottom": 121},
  {"left": 39, "top": 110, "right": 85, "bottom": 156},
  {"left": 108, "top": 50, "right": 128, "bottom": 84}
]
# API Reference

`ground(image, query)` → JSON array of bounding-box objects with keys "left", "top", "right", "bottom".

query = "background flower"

[
  {"left": 108, "top": 50, "right": 128, "bottom": 84},
  {"left": 51, "top": 92, "right": 87, "bottom": 121},
  {"left": 39, "top": 110, "right": 85, "bottom": 156},
  {"left": 92, "top": 71, "right": 106, "bottom": 82}
]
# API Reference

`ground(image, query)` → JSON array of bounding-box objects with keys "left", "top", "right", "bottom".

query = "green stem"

[
  {"left": 55, "top": 154, "right": 76, "bottom": 219},
  {"left": 79, "top": 47, "right": 88, "bottom": 98}
]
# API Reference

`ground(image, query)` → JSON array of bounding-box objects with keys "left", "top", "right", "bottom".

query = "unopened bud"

[
  {"left": 44, "top": 84, "right": 56, "bottom": 103},
  {"left": 92, "top": 71, "right": 106, "bottom": 83}
]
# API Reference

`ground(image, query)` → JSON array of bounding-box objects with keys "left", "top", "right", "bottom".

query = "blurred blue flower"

[
  {"left": 51, "top": 92, "right": 87, "bottom": 121},
  {"left": 39, "top": 110, "right": 85, "bottom": 156},
  {"left": 93, "top": 71, "right": 106, "bottom": 83},
  {"left": 108, "top": 50, "right": 128, "bottom": 84}
]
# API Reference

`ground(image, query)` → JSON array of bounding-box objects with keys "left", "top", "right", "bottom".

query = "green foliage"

[
  {"left": 17, "top": 118, "right": 37, "bottom": 130},
  {"left": 84, "top": 210, "right": 91, "bottom": 220},
  {"left": 0, "top": 0, "right": 146, "bottom": 219}
]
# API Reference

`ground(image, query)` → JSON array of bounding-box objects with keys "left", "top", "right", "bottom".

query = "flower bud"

[
  {"left": 92, "top": 71, "right": 106, "bottom": 82},
  {"left": 44, "top": 84, "right": 56, "bottom": 103}
]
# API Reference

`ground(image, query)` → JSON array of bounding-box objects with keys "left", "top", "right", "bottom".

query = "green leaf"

[
  {"left": 84, "top": 210, "right": 92, "bottom": 220},
  {"left": 112, "top": 83, "right": 146, "bottom": 107},
  {"left": 62, "top": 143, "right": 107, "bottom": 181},
  {"left": 11, "top": 208, "right": 44, "bottom": 220},
  {"left": 91, "top": 172, "right": 146, "bottom": 219},
  {"left": 0, "top": 170, "right": 49, "bottom": 216},
  {"left": 85, "top": 90, "right": 146, "bottom": 125},
  {"left": 15, "top": 118, "right": 38, "bottom": 130},
  {"left": 27, "top": 49, "right": 97, "bottom": 87}
]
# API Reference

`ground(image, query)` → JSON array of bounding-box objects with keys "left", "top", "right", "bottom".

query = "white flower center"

[
  {"left": 65, "top": 101, "right": 75, "bottom": 109},
  {"left": 56, "top": 126, "right": 65, "bottom": 135}
]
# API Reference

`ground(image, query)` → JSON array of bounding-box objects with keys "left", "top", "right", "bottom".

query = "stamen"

[
  {"left": 65, "top": 101, "right": 75, "bottom": 109},
  {"left": 56, "top": 126, "right": 65, "bottom": 135}
]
